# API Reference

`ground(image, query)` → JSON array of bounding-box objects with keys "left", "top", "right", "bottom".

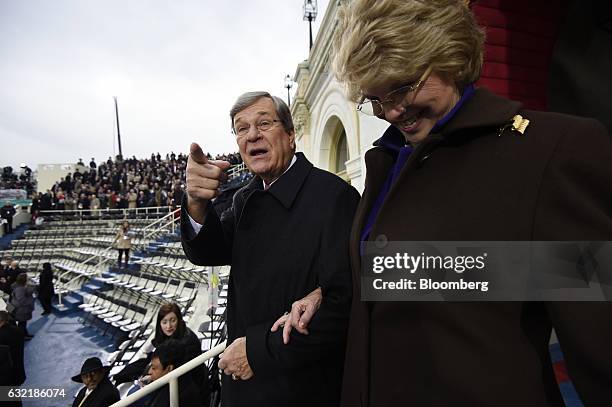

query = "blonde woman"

[
  {"left": 280, "top": 0, "right": 612, "bottom": 405},
  {"left": 114, "top": 220, "right": 132, "bottom": 268}
]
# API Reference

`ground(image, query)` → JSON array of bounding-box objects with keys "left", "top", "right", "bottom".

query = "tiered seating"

[
  {"left": 79, "top": 289, "right": 153, "bottom": 337},
  {"left": 67, "top": 225, "right": 208, "bottom": 342},
  {"left": 1, "top": 205, "right": 232, "bottom": 402},
  {"left": 133, "top": 242, "right": 208, "bottom": 283},
  {"left": 100, "top": 266, "right": 199, "bottom": 305},
  {"left": 1, "top": 215, "right": 180, "bottom": 296}
]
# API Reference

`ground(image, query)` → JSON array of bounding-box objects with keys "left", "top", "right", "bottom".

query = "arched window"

[{"left": 334, "top": 129, "right": 347, "bottom": 174}]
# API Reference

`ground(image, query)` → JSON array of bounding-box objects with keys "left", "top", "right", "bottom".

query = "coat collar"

[
  {"left": 436, "top": 87, "right": 523, "bottom": 136},
  {"left": 241, "top": 152, "right": 313, "bottom": 209},
  {"left": 372, "top": 87, "right": 523, "bottom": 152}
]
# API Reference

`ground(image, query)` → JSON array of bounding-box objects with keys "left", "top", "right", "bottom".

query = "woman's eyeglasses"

[{"left": 357, "top": 66, "right": 432, "bottom": 117}]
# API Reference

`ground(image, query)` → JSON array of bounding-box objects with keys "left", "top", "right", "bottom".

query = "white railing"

[
  {"left": 56, "top": 245, "right": 115, "bottom": 304},
  {"left": 39, "top": 206, "right": 175, "bottom": 221},
  {"left": 111, "top": 342, "right": 226, "bottom": 407},
  {"left": 144, "top": 218, "right": 177, "bottom": 240},
  {"left": 141, "top": 207, "right": 181, "bottom": 238},
  {"left": 228, "top": 162, "right": 246, "bottom": 179}
]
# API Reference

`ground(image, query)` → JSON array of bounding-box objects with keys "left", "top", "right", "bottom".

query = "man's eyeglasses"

[
  {"left": 233, "top": 119, "right": 282, "bottom": 138},
  {"left": 357, "top": 66, "right": 433, "bottom": 117}
]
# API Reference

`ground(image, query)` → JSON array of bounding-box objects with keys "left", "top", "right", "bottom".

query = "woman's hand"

[{"left": 271, "top": 287, "right": 322, "bottom": 344}]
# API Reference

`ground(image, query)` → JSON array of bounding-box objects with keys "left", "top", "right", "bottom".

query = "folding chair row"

[
  {"left": 111, "top": 272, "right": 194, "bottom": 304},
  {"left": 81, "top": 290, "right": 151, "bottom": 336},
  {"left": 136, "top": 254, "right": 208, "bottom": 284}
]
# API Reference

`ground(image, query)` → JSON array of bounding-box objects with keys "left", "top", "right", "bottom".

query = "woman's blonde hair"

[{"left": 333, "top": 0, "right": 485, "bottom": 101}]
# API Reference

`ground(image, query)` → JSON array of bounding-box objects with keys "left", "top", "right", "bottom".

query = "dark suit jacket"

[
  {"left": 72, "top": 376, "right": 120, "bottom": 407},
  {"left": 0, "top": 323, "right": 25, "bottom": 386},
  {"left": 341, "top": 88, "right": 612, "bottom": 407},
  {"left": 182, "top": 152, "right": 359, "bottom": 407},
  {"left": 144, "top": 375, "right": 201, "bottom": 407}
]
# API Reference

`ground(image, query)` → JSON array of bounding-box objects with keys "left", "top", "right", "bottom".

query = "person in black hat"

[{"left": 71, "top": 356, "right": 119, "bottom": 407}]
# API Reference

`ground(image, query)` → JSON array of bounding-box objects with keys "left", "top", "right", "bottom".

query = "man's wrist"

[{"left": 186, "top": 198, "right": 208, "bottom": 224}]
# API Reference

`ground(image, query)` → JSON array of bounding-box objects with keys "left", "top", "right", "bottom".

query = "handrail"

[
  {"left": 140, "top": 207, "right": 180, "bottom": 235},
  {"left": 143, "top": 217, "right": 179, "bottom": 241},
  {"left": 228, "top": 162, "right": 246, "bottom": 178},
  {"left": 38, "top": 206, "right": 174, "bottom": 221},
  {"left": 56, "top": 245, "right": 115, "bottom": 304},
  {"left": 39, "top": 206, "right": 173, "bottom": 215},
  {"left": 110, "top": 341, "right": 226, "bottom": 407}
]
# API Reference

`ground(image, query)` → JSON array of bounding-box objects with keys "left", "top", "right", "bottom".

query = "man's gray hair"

[{"left": 229, "top": 91, "right": 294, "bottom": 134}]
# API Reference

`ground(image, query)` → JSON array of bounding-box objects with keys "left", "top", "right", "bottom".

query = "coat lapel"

[
  {"left": 266, "top": 152, "right": 313, "bottom": 209},
  {"left": 438, "top": 87, "right": 523, "bottom": 136},
  {"left": 234, "top": 153, "right": 312, "bottom": 227}
]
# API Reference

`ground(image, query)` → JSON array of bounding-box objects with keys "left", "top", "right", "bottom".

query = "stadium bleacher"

[{"left": 0, "top": 153, "right": 247, "bottom": 405}]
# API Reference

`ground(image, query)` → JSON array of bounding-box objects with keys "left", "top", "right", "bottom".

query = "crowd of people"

[
  {"left": 0, "top": 165, "right": 35, "bottom": 196},
  {"left": 1, "top": 258, "right": 54, "bottom": 340},
  {"left": 1, "top": 260, "right": 56, "bottom": 407},
  {"left": 28, "top": 152, "right": 249, "bottom": 215}
]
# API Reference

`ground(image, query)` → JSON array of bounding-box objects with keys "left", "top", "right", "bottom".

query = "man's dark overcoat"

[
  {"left": 144, "top": 375, "right": 201, "bottom": 407},
  {"left": 341, "top": 88, "right": 612, "bottom": 407},
  {"left": 0, "top": 323, "right": 26, "bottom": 386},
  {"left": 182, "top": 153, "right": 359, "bottom": 407}
]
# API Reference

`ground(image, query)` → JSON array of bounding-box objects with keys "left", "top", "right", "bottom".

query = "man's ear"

[
  {"left": 288, "top": 130, "right": 296, "bottom": 150},
  {"left": 165, "top": 364, "right": 175, "bottom": 374}
]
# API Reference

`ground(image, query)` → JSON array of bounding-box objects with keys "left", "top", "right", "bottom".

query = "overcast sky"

[{"left": 0, "top": 0, "right": 330, "bottom": 170}]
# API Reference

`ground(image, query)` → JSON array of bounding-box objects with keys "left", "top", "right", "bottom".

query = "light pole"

[
  {"left": 303, "top": 0, "right": 318, "bottom": 51},
  {"left": 284, "top": 74, "right": 294, "bottom": 107},
  {"left": 113, "top": 96, "right": 123, "bottom": 159}
]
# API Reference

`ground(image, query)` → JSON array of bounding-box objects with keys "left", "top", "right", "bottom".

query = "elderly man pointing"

[{"left": 181, "top": 91, "right": 359, "bottom": 407}]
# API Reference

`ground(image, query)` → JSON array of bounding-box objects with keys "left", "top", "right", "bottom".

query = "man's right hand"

[{"left": 186, "top": 142, "right": 231, "bottom": 224}]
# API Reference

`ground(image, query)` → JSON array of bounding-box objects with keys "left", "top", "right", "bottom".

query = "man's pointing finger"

[{"left": 190, "top": 142, "right": 209, "bottom": 165}]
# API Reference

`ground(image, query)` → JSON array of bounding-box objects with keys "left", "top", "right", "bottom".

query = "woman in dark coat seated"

[
  {"left": 116, "top": 302, "right": 208, "bottom": 401},
  {"left": 150, "top": 303, "right": 208, "bottom": 397}
]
